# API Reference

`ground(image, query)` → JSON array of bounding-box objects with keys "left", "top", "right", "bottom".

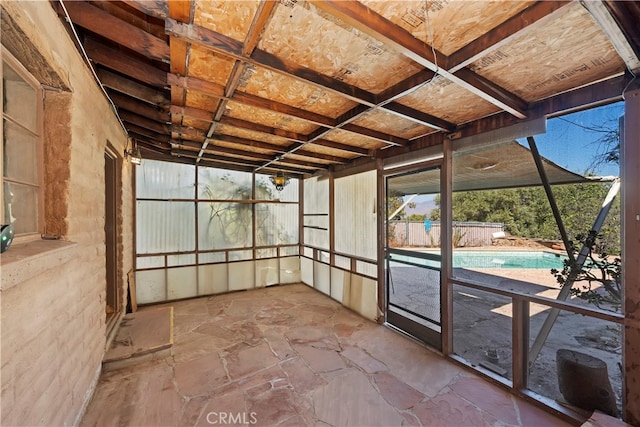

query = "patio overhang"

[{"left": 387, "top": 140, "right": 608, "bottom": 195}]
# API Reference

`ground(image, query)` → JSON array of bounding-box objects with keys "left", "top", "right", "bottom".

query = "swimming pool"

[
  {"left": 389, "top": 250, "right": 567, "bottom": 270},
  {"left": 453, "top": 251, "right": 566, "bottom": 269}
]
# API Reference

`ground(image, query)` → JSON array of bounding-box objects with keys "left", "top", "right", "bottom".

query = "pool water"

[{"left": 453, "top": 251, "right": 566, "bottom": 269}]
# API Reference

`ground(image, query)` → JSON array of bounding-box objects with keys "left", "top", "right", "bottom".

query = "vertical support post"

[
  {"left": 376, "top": 158, "right": 386, "bottom": 323},
  {"left": 329, "top": 171, "right": 335, "bottom": 265},
  {"left": 299, "top": 174, "right": 304, "bottom": 256},
  {"left": 441, "top": 138, "right": 454, "bottom": 355},
  {"left": 512, "top": 297, "right": 530, "bottom": 391},
  {"left": 623, "top": 79, "right": 640, "bottom": 425}
]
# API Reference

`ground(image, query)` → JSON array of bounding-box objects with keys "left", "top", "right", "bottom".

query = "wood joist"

[{"left": 55, "top": 0, "right": 637, "bottom": 176}]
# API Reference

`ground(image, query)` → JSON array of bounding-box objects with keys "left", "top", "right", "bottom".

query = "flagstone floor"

[{"left": 81, "top": 283, "right": 572, "bottom": 427}]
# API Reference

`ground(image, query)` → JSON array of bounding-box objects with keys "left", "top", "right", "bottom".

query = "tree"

[
  {"left": 551, "top": 231, "right": 622, "bottom": 311},
  {"left": 429, "top": 182, "right": 620, "bottom": 254},
  {"left": 387, "top": 191, "right": 415, "bottom": 220}
]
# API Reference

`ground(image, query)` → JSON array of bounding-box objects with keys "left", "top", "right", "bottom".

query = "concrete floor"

[{"left": 81, "top": 284, "right": 572, "bottom": 426}]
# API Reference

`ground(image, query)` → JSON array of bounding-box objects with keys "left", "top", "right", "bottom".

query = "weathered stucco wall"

[{"left": 1, "top": 2, "right": 134, "bottom": 425}]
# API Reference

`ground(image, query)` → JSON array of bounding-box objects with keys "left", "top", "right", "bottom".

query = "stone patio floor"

[{"left": 81, "top": 283, "right": 573, "bottom": 427}]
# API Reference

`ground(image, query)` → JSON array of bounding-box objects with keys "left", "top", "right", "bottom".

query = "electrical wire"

[
  {"left": 424, "top": 0, "right": 439, "bottom": 74},
  {"left": 57, "top": 0, "right": 129, "bottom": 137}
]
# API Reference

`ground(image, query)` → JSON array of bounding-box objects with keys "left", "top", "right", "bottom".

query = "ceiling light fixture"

[
  {"left": 124, "top": 138, "right": 142, "bottom": 165},
  {"left": 269, "top": 171, "right": 290, "bottom": 191}
]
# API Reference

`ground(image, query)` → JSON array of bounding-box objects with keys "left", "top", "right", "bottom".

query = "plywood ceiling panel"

[
  {"left": 351, "top": 109, "right": 432, "bottom": 139},
  {"left": 185, "top": 90, "right": 220, "bottom": 112},
  {"left": 216, "top": 124, "right": 292, "bottom": 147},
  {"left": 224, "top": 100, "right": 319, "bottom": 134},
  {"left": 209, "top": 139, "right": 275, "bottom": 155},
  {"left": 323, "top": 128, "right": 385, "bottom": 150},
  {"left": 470, "top": 3, "right": 626, "bottom": 102},
  {"left": 397, "top": 75, "right": 501, "bottom": 124},
  {"left": 258, "top": 1, "right": 423, "bottom": 93},
  {"left": 286, "top": 152, "right": 334, "bottom": 165},
  {"left": 63, "top": 0, "right": 635, "bottom": 176},
  {"left": 193, "top": 0, "right": 260, "bottom": 42},
  {"left": 362, "top": 0, "right": 535, "bottom": 56},
  {"left": 187, "top": 45, "right": 236, "bottom": 85},
  {"left": 241, "top": 65, "right": 358, "bottom": 118},
  {"left": 304, "top": 143, "right": 360, "bottom": 159},
  {"left": 182, "top": 116, "right": 211, "bottom": 130}
]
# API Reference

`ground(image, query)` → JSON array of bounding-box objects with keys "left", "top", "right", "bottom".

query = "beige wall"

[{"left": 1, "top": 2, "right": 134, "bottom": 425}]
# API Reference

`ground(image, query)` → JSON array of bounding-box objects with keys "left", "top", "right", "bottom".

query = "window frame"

[{"left": 1, "top": 47, "right": 44, "bottom": 241}]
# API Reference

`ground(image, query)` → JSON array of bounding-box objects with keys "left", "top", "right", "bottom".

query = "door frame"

[{"left": 382, "top": 159, "right": 445, "bottom": 350}]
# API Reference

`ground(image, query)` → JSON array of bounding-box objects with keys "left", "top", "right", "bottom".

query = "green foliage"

[
  {"left": 551, "top": 231, "right": 622, "bottom": 311},
  {"left": 431, "top": 182, "right": 620, "bottom": 254},
  {"left": 387, "top": 192, "right": 416, "bottom": 220}
]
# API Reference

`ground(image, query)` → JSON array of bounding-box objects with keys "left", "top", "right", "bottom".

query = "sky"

[
  {"left": 516, "top": 101, "right": 623, "bottom": 178},
  {"left": 403, "top": 101, "right": 623, "bottom": 212}
]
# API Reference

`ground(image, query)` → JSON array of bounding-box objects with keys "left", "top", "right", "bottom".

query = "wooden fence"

[{"left": 389, "top": 221, "right": 504, "bottom": 247}]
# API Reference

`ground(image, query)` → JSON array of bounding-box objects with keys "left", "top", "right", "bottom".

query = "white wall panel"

[{"left": 335, "top": 170, "right": 377, "bottom": 260}]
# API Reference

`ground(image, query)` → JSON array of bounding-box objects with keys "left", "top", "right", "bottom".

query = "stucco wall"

[{"left": 1, "top": 2, "right": 134, "bottom": 425}]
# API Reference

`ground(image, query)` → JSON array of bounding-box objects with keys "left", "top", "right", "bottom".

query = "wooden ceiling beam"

[
  {"left": 171, "top": 125, "right": 206, "bottom": 142},
  {"left": 119, "top": 110, "right": 169, "bottom": 134},
  {"left": 84, "top": 38, "right": 167, "bottom": 87},
  {"left": 312, "top": 139, "right": 370, "bottom": 157},
  {"left": 309, "top": 0, "right": 528, "bottom": 119},
  {"left": 173, "top": 149, "right": 263, "bottom": 168},
  {"left": 170, "top": 105, "right": 215, "bottom": 122},
  {"left": 219, "top": 116, "right": 309, "bottom": 142},
  {"left": 97, "top": 68, "right": 169, "bottom": 107},
  {"left": 587, "top": 1, "right": 640, "bottom": 74},
  {"left": 60, "top": 1, "right": 169, "bottom": 62},
  {"left": 376, "top": 70, "right": 436, "bottom": 103},
  {"left": 341, "top": 124, "right": 407, "bottom": 147},
  {"left": 121, "top": 0, "right": 168, "bottom": 20},
  {"left": 447, "top": 1, "right": 570, "bottom": 72},
  {"left": 131, "top": 134, "right": 172, "bottom": 150},
  {"left": 127, "top": 127, "right": 171, "bottom": 144},
  {"left": 165, "top": 18, "right": 377, "bottom": 106},
  {"left": 232, "top": 91, "right": 335, "bottom": 127},
  {"left": 384, "top": 102, "right": 454, "bottom": 132},
  {"left": 108, "top": 90, "right": 170, "bottom": 123},
  {"left": 210, "top": 134, "right": 285, "bottom": 153}
]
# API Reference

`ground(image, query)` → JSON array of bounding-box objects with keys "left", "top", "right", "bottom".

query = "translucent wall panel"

[
  {"left": 229, "top": 261, "right": 255, "bottom": 291},
  {"left": 198, "top": 264, "right": 228, "bottom": 295},
  {"left": 198, "top": 202, "right": 252, "bottom": 250},
  {"left": 280, "top": 257, "right": 301, "bottom": 284},
  {"left": 198, "top": 252, "right": 226, "bottom": 264},
  {"left": 167, "top": 254, "right": 196, "bottom": 267},
  {"left": 280, "top": 246, "right": 299, "bottom": 256},
  {"left": 167, "top": 267, "right": 198, "bottom": 300},
  {"left": 136, "top": 269, "right": 166, "bottom": 304},
  {"left": 300, "top": 256, "right": 314, "bottom": 286},
  {"left": 137, "top": 160, "right": 195, "bottom": 199},
  {"left": 314, "top": 261, "right": 331, "bottom": 296},
  {"left": 331, "top": 267, "right": 349, "bottom": 303},
  {"left": 198, "top": 168, "right": 252, "bottom": 199},
  {"left": 256, "top": 259, "right": 279, "bottom": 287},
  {"left": 229, "top": 250, "right": 253, "bottom": 261},
  {"left": 255, "top": 203, "right": 298, "bottom": 246},
  {"left": 255, "top": 173, "right": 299, "bottom": 202},
  {"left": 257, "top": 248, "right": 277, "bottom": 258},
  {"left": 344, "top": 275, "right": 378, "bottom": 321},
  {"left": 136, "top": 256, "right": 164, "bottom": 269},
  {"left": 335, "top": 170, "right": 377, "bottom": 260},
  {"left": 137, "top": 201, "right": 195, "bottom": 253},
  {"left": 303, "top": 176, "right": 329, "bottom": 248}
]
